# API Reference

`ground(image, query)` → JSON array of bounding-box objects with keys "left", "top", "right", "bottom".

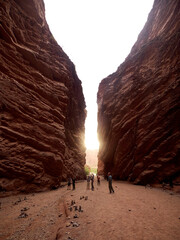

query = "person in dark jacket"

[
  {"left": 91, "top": 174, "right": 94, "bottom": 191},
  {"left": 108, "top": 172, "right": 114, "bottom": 193},
  {"left": 67, "top": 177, "right": 71, "bottom": 190},
  {"left": 72, "top": 177, "right": 76, "bottom": 190}
]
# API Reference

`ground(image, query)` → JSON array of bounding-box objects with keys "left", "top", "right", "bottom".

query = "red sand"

[{"left": 0, "top": 179, "right": 180, "bottom": 240}]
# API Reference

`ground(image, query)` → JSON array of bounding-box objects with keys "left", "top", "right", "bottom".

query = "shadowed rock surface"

[
  {"left": 0, "top": 0, "right": 86, "bottom": 193},
  {"left": 97, "top": 0, "right": 180, "bottom": 185}
]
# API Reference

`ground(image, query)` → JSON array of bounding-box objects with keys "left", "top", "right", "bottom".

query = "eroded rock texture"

[
  {"left": 97, "top": 0, "right": 180, "bottom": 185},
  {"left": 0, "top": 0, "right": 86, "bottom": 192}
]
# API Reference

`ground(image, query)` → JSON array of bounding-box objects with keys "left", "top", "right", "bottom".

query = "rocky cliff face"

[
  {"left": 0, "top": 0, "right": 86, "bottom": 193},
  {"left": 97, "top": 0, "right": 180, "bottom": 185},
  {"left": 86, "top": 149, "right": 98, "bottom": 168}
]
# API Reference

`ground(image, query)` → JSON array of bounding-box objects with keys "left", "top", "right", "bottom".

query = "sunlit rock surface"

[
  {"left": 0, "top": 0, "right": 86, "bottom": 193},
  {"left": 86, "top": 149, "right": 98, "bottom": 168},
  {"left": 97, "top": 0, "right": 180, "bottom": 185}
]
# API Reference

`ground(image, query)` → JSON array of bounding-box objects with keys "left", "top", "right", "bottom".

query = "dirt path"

[{"left": 0, "top": 179, "right": 180, "bottom": 240}]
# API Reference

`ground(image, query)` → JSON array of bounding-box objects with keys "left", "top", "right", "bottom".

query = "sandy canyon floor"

[{"left": 0, "top": 179, "right": 180, "bottom": 240}]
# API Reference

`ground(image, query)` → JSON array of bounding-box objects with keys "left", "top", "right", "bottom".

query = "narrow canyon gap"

[
  {"left": 97, "top": 0, "right": 180, "bottom": 185},
  {"left": 0, "top": 0, "right": 179, "bottom": 194},
  {"left": 0, "top": 0, "right": 86, "bottom": 193}
]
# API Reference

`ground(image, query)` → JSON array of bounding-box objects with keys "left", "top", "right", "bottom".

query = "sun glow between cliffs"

[
  {"left": 85, "top": 136, "right": 99, "bottom": 150},
  {"left": 85, "top": 109, "right": 99, "bottom": 150},
  {"left": 85, "top": 132, "right": 99, "bottom": 150},
  {"left": 44, "top": 0, "right": 154, "bottom": 151}
]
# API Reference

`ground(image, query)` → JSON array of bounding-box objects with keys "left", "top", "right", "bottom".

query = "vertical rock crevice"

[{"left": 97, "top": 0, "right": 180, "bottom": 185}]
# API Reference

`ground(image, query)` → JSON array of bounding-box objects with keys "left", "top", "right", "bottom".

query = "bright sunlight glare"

[{"left": 44, "top": 0, "right": 154, "bottom": 150}]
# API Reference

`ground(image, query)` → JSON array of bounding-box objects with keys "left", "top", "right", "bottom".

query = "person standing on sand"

[
  {"left": 97, "top": 175, "right": 100, "bottom": 185},
  {"left": 91, "top": 174, "right": 94, "bottom": 191},
  {"left": 108, "top": 172, "right": 114, "bottom": 193},
  {"left": 72, "top": 177, "right": 76, "bottom": 190},
  {"left": 67, "top": 177, "right": 71, "bottom": 190},
  {"left": 87, "top": 175, "right": 91, "bottom": 190}
]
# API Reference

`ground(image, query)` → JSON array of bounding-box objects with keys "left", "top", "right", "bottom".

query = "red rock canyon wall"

[
  {"left": 97, "top": 0, "right": 180, "bottom": 185},
  {"left": 0, "top": 0, "right": 86, "bottom": 192}
]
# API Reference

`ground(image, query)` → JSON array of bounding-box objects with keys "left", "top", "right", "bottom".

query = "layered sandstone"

[
  {"left": 97, "top": 0, "right": 180, "bottom": 185},
  {"left": 0, "top": 0, "right": 86, "bottom": 193}
]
